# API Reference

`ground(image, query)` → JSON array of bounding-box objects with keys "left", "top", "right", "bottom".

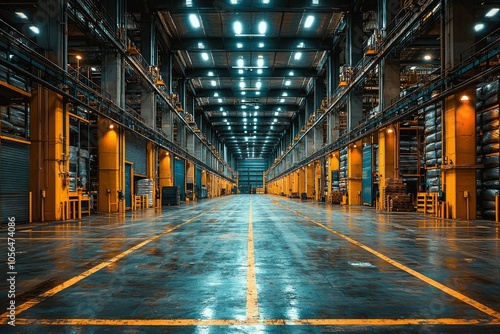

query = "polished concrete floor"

[{"left": 1, "top": 194, "right": 500, "bottom": 333}]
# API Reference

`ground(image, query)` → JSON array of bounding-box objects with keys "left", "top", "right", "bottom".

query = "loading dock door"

[
  {"left": 362, "top": 144, "right": 373, "bottom": 206},
  {"left": 125, "top": 163, "right": 132, "bottom": 209},
  {"left": 195, "top": 166, "right": 202, "bottom": 199}
]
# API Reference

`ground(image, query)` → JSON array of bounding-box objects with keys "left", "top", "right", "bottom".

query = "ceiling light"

[
  {"left": 312, "top": 0, "right": 319, "bottom": 4},
  {"left": 198, "top": 42, "right": 205, "bottom": 49},
  {"left": 256, "top": 81, "right": 262, "bottom": 89},
  {"left": 245, "top": 130, "right": 248, "bottom": 133},
  {"left": 237, "top": 58, "right": 244, "bottom": 67},
  {"left": 201, "top": 52, "right": 209, "bottom": 61},
  {"left": 474, "top": 23, "right": 485, "bottom": 32},
  {"left": 271, "top": 125, "right": 274, "bottom": 129},
  {"left": 189, "top": 14, "right": 201, "bottom": 28},
  {"left": 243, "top": 118, "right": 248, "bottom": 122},
  {"left": 228, "top": 126, "right": 231, "bottom": 130},
  {"left": 218, "top": 98, "right": 222, "bottom": 103},
  {"left": 263, "top": 0, "right": 270, "bottom": 4},
  {"left": 237, "top": 42, "right": 243, "bottom": 48},
  {"left": 186, "top": 0, "right": 193, "bottom": 6},
  {"left": 76, "top": 55, "right": 82, "bottom": 60},
  {"left": 254, "top": 118, "right": 257, "bottom": 122},
  {"left": 29, "top": 26, "right": 40, "bottom": 34},
  {"left": 289, "top": 71, "right": 294, "bottom": 76},
  {"left": 257, "top": 57, "right": 264, "bottom": 67},
  {"left": 214, "top": 92, "right": 219, "bottom": 97},
  {"left": 304, "top": 15, "right": 315, "bottom": 28},
  {"left": 231, "top": 0, "right": 238, "bottom": 4},
  {"left": 242, "top": 99, "right": 246, "bottom": 102},
  {"left": 280, "top": 98, "right": 285, "bottom": 102},
  {"left": 240, "top": 81, "right": 246, "bottom": 88},
  {"left": 258, "top": 42, "right": 265, "bottom": 48},
  {"left": 258, "top": 21, "right": 267, "bottom": 35},
  {"left": 241, "top": 91, "right": 246, "bottom": 95},
  {"left": 234, "top": 21, "right": 243, "bottom": 35},
  {"left": 244, "top": 125, "right": 247, "bottom": 129},
  {"left": 255, "top": 106, "right": 260, "bottom": 109},
  {"left": 282, "top": 92, "right": 288, "bottom": 97},
  {"left": 208, "top": 71, "right": 214, "bottom": 76},
  {"left": 274, "top": 111, "right": 279, "bottom": 116},
  {"left": 460, "top": 95, "right": 470, "bottom": 101},
  {"left": 15, "top": 12, "right": 28, "bottom": 19},
  {"left": 257, "top": 69, "right": 263, "bottom": 74},
  {"left": 91, "top": 67, "right": 97, "bottom": 71},
  {"left": 297, "top": 42, "right": 305, "bottom": 48},
  {"left": 223, "top": 119, "right": 227, "bottom": 122},
  {"left": 242, "top": 106, "right": 247, "bottom": 109},
  {"left": 243, "top": 111, "right": 247, "bottom": 116},
  {"left": 109, "top": 124, "right": 115, "bottom": 129},
  {"left": 485, "top": 8, "right": 499, "bottom": 18},
  {"left": 285, "top": 80, "right": 291, "bottom": 86},
  {"left": 410, "top": 66, "right": 417, "bottom": 70},
  {"left": 211, "top": 80, "right": 217, "bottom": 86},
  {"left": 273, "top": 118, "right": 278, "bottom": 123},
  {"left": 294, "top": 52, "right": 302, "bottom": 60},
  {"left": 222, "top": 112, "right": 227, "bottom": 116},
  {"left": 256, "top": 91, "right": 261, "bottom": 95},
  {"left": 238, "top": 69, "right": 244, "bottom": 74},
  {"left": 423, "top": 54, "right": 432, "bottom": 60}
]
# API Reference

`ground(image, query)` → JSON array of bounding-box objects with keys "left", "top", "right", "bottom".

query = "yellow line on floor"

[
  {"left": 246, "top": 197, "right": 259, "bottom": 320},
  {"left": 0, "top": 214, "right": 204, "bottom": 321},
  {"left": 13, "top": 318, "right": 498, "bottom": 326},
  {"left": 15, "top": 238, "right": 144, "bottom": 240},
  {"left": 292, "top": 212, "right": 500, "bottom": 320}
]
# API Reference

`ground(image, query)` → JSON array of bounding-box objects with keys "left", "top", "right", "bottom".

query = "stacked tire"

[
  {"left": 476, "top": 80, "right": 499, "bottom": 220},
  {"left": 339, "top": 146, "right": 348, "bottom": 194},
  {"left": 424, "top": 104, "right": 442, "bottom": 193}
]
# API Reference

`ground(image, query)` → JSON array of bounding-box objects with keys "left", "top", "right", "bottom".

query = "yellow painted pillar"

[
  {"left": 30, "top": 89, "right": 69, "bottom": 221},
  {"left": 348, "top": 141, "right": 362, "bottom": 205},
  {"left": 147, "top": 141, "right": 156, "bottom": 205},
  {"left": 98, "top": 118, "right": 125, "bottom": 213},
  {"left": 306, "top": 164, "right": 314, "bottom": 198},
  {"left": 328, "top": 151, "right": 340, "bottom": 200},
  {"left": 298, "top": 167, "right": 305, "bottom": 194},
  {"left": 159, "top": 150, "right": 172, "bottom": 189},
  {"left": 443, "top": 91, "right": 476, "bottom": 219},
  {"left": 315, "top": 161, "right": 322, "bottom": 201},
  {"left": 378, "top": 127, "right": 396, "bottom": 209}
]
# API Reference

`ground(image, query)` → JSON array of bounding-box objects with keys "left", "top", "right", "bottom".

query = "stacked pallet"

[
  {"left": 381, "top": 179, "right": 407, "bottom": 211},
  {"left": 339, "top": 147, "right": 348, "bottom": 194},
  {"left": 424, "top": 103, "right": 442, "bottom": 193},
  {"left": 136, "top": 179, "right": 154, "bottom": 207},
  {"left": 331, "top": 191, "right": 343, "bottom": 204},
  {"left": 389, "top": 194, "right": 414, "bottom": 212},
  {"left": 162, "top": 186, "right": 180, "bottom": 206}
]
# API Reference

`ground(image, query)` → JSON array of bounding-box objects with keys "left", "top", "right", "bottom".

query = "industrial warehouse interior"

[{"left": 0, "top": 0, "right": 500, "bottom": 332}]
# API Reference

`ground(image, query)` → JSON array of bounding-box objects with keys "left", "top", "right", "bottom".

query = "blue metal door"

[
  {"left": 125, "top": 163, "right": 132, "bottom": 209},
  {"left": 195, "top": 166, "right": 202, "bottom": 199},
  {"left": 362, "top": 145, "right": 373, "bottom": 205},
  {"left": 174, "top": 159, "right": 186, "bottom": 201}
]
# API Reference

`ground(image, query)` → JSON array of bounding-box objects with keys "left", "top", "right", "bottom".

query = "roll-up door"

[
  {"left": 195, "top": 166, "right": 202, "bottom": 199},
  {"left": 125, "top": 131, "right": 147, "bottom": 176},
  {"left": 0, "top": 140, "right": 30, "bottom": 223},
  {"left": 174, "top": 158, "right": 185, "bottom": 201}
]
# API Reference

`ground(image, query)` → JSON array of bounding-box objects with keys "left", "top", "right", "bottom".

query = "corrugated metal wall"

[
  {"left": 174, "top": 158, "right": 185, "bottom": 201},
  {"left": 237, "top": 158, "right": 268, "bottom": 193},
  {"left": 0, "top": 140, "right": 30, "bottom": 223},
  {"left": 125, "top": 131, "right": 147, "bottom": 176}
]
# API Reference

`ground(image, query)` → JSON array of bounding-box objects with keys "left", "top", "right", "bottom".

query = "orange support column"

[
  {"left": 348, "top": 141, "right": 362, "bottom": 205},
  {"left": 377, "top": 127, "right": 396, "bottom": 209}
]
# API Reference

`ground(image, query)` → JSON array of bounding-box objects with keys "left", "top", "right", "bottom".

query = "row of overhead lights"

[
  {"left": 15, "top": 12, "right": 39, "bottom": 34},
  {"left": 475, "top": 8, "right": 499, "bottom": 32}
]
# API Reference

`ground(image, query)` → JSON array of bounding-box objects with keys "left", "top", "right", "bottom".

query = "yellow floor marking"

[
  {"left": 15, "top": 238, "right": 144, "bottom": 240},
  {"left": 291, "top": 211, "right": 500, "bottom": 320},
  {"left": 246, "top": 197, "right": 259, "bottom": 320},
  {"left": 0, "top": 214, "right": 204, "bottom": 321},
  {"left": 13, "top": 318, "right": 498, "bottom": 326},
  {"left": 417, "top": 226, "right": 490, "bottom": 229}
]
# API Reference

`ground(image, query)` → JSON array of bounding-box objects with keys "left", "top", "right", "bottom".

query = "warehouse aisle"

[{"left": 1, "top": 194, "right": 500, "bottom": 333}]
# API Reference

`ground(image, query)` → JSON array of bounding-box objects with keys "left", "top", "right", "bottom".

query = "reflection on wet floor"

[{"left": 1, "top": 194, "right": 499, "bottom": 333}]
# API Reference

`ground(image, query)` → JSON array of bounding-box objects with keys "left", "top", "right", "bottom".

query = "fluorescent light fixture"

[
  {"left": 237, "top": 42, "right": 243, "bottom": 48},
  {"left": 289, "top": 71, "right": 294, "bottom": 76},
  {"left": 198, "top": 42, "right": 205, "bottom": 49},
  {"left": 214, "top": 92, "right": 219, "bottom": 97},
  {"left": 271, "top": 125, "right": 274, "bottom": 129},
  {"left": 312, "top": 0, "right": 319, "bottom": 4},
  {"left": 410, "top": 66, "right": 417, "bottom": 70},
  {"left": 244, "top": 125, "right": 247, "bottom": 129},
  {"left": 242, "top": 106, "right": 247, "bottom": 109},
  {"left": 423, "top": 54, "right": 431, "bottom": 60},
  {"left": 218, "top": 98, "right": 222, "bottom": 103},
  {"left": 257, "top": 69, "right": 263, "bottom": 74},
  {"left": 258, "top": 42, "right": 265, "bottom": 48},
  {"left": 297, "top": 42, "right": 305, "bottom": 48},
  {"left": 304, "top": 15, "right": 314, "bottom": 28},
  {"left": 186, "top": 0, "right": 193, "bottom": 6},
  {"left": 255, "top": 105, "right": 260, "bottom": 109},
  {"left": 239, "top": 81, "right": 246, "bottom": 88},
  {"left": 254, "top": 118, "right": 257, "bottom": 122},
  {"left": 485, "top": 8, "right": 499, "bottom": 17},
  {"left": 243, "top": 118, "right": 248, "bottom": 122},
  {"left": 254, "top": 112, "right": 258, "bottom": 116},
  {"left": 91, "top": 67, "right": 97, "bottom": 71},
  {"left": 189, "top": 14, "right": 201, "bottom": 28},
  {"left": 15, "top": 12, "right": 28, "bottom": 19},
  {"left": 228, "top": 126, "right": 231, "bottom": 130},
  {"left": 231, "top": 0, "right": 238, "bottom": 4},
  {"left": 285, "top": 80, "right": 291, "bottom": 86},
  {"left": 258, "top": 21, "right": 267, "bottom": 35},
  {"left": 294, "top": 52, "right": 302, "bottom": 60},
  {"left": 263, "top": 0, "right": 270, "bottom": 3},
  {"left": 254, "top": 126, "right": 257, "bottom": 129},
  {"left": 234, "top": 21, "right": 243, "bottom": 35},
  {"left": 460, "top": 95, "right": 470, "bottom": 101},
  {"left": 237, "top": 58, "right": 244, "bottom": 67},
  {"left": 241, "top": 92, "right": 246, "bottom": 95},
  {"left": 243, "top": 111, "right": 247, "bottom": 115},
  {"left": 208, "top": 71, "right": 214, "bottom": 76},
  {"left": 278, "top": 107, "right": 282, "bottom": 111},
  {"left": 282, "top": 92, "right": 288, "bottom": 96},
  {"left": 280, "top": 98, "right": 285, "bottom": 102},
  {"left": 201, "top": 52, "right": 209, "bottom": 61},
  {"left": 274, "top": 111, "right": 279, "bottom": 116},
  {"left": 256, "top": 81, "right": 262, "bottom": 89},
  {"left": 223, "top": 119, "right": 227, "bottom": 122},
  {"left": 256, "top": 91, "right": 261, "bottom": 95},
  {"left": 29, "top": 26, "right": 40, "bottom": 34},
  {"left": 474, "top": 23, "right": 485, "bottom": 31},
  {"left": 211, "top": 80, "right": 217, "bottom": 86},
  {"left": 222, "top": 112, "right": 227, "bottom": 116},
  {"left": 257, "top": 57, "right": 264, "bottom": 67}
]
